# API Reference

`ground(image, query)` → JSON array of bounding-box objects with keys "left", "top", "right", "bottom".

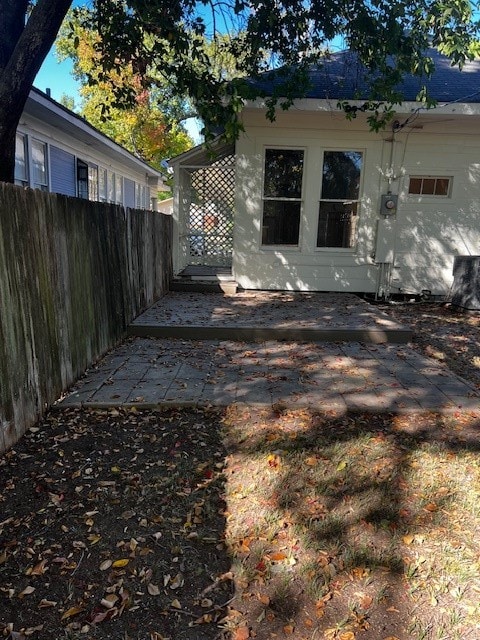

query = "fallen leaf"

[
  {"left": 200, "top": 598, "right": 213, "bottom": 608},
  {"left": 18, "top": 586, "right": 35, "bottom": 598},
  {"left": 61, "top": 605, "right": 85, "bottom": 620},
  {"left": 171, "top": 599, "right": 182, "bottom": 609},
  {"left": 148, "top": 583, "right": 161, "bottom": 596},
  {"left": 233, "top": 627, "right": 249, "bottom": 640},
  {"left": 270, "top": 551, "right": 287, "bottom": 562},
  {"left": 283, "top": 624, "right": 294, "bottom": 634},
  {"left": 99, "top": 559, "right": 113, "bottom": 571},
  {"left": 170, "top": 573, "right": 184, "bottom": 589},
  {"left": 112, "top": 558, "right": 129, "bottom": 568},
  {"left": 30, "top": 560, "right": 48, "bottom": 576},
  {"left": 38, "top": 599, "right": 57, "bottom": 608}
]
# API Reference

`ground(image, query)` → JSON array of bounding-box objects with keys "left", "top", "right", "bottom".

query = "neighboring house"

[
  {"left": 15, "top": 87, "right": 165, "bottom": 210},
  {"left": 172, "top": 49, "right": 480, "bottom": 296}
]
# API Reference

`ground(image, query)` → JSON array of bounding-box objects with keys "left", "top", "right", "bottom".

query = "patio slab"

[
  {"left": 128, "top": 291, "right": 412, "bottom": 344},
  {"left": 58, "top": 337, "right": 480, "bottom": 415}
]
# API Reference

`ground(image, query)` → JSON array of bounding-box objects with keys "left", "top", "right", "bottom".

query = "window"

[
  {"left": 108, "top": 171, "right": 116, "bottom": 203},
  {"left": 88, "top": 165, "right": 98, "bottom": 200},
  {"left": 14, "top": 134, "right": 28, "bottom": 187},
  {"left": 115, "top": 175, "right": 123, "bottom": 205},
  {"left": 262, "top": 148, "right": 304, "bottom": 245},
  {"left": 77, "top": 159, "right": 89, "bottom": 199},
  {"left": 408, "top": 176, "right": 451, "bottom": 196},
  {"left": 99, "top": 168, "right": 107, "bottom": 201},
  {"left": 31, "top": 139, "right": 48, "bottom": 191},
  {"left": 317, "top": 150, "right": 363, "bottom": 249}
]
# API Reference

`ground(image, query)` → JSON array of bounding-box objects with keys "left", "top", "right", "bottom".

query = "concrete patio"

[
  {"left": 128, "top": 291, "right": 412, "bottom": 343},
  {"left": 57, "top": 291, "right": 480, "bottom": 415}
]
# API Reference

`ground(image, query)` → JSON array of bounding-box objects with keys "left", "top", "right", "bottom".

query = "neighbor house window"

[
  {"left": 262, "top": 148, "right": 304, "bottom": 245},
  {"left": 99, "top": 168, "right": 107, "bottom": 201},
  {"left": 108, "top": 171, "right": 116, "bottom": 203},
  {"left": 115, "top": 175, "right": 123, "bottom": 205},
  {"left": 14, "top": 133, "right": 28, "bottom": 187},
  {"left": 408, "top": 176, "right": 451, "bottom": 196},
  {"left": 317, "top": 150, "right": 363, "bottom": 249},
  {"left": 88, "top": 165, "right": 98, "bottom": 200},
  {"left": 77, "top": 159, "right": 89, "bottom": 199},
  {"left": 31, "top": 139, "right": 48, "bottom": 191}
]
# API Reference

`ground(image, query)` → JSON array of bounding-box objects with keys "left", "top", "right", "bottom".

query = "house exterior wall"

[
  {"left": 234, "top": 108, "right": 480, "bottom": 295},
  {"left": 16, "top": 111, "right": 155, "bottom": 210}
]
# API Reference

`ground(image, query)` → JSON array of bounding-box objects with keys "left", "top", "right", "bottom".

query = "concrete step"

[
  {"left": 170, "top": 278, "right": 238, "bottom": 294},
  {"left": 127, "top": 323, "right": 412, "bottom": 344}
]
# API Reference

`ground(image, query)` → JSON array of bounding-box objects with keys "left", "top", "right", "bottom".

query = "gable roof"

[{"left": 250, "top": 48, "right": 480, "bottom": 104}]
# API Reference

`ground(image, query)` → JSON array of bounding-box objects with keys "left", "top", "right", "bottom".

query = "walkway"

[{"left": 58, "top": 292, "right": 480, "bottom": 415}]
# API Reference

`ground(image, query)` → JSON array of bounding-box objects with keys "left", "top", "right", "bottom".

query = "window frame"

[
  {"left": 14, "top": 133, "right": 29, "bottom": 187},
  {"left": 407, "top": 175, "right": 452, "bottom": 197},
  {"left": 316, "top": 149, "right": 364, "bottom": 251},
  {"left": 31, "top": 138, "right": 49, "bottom": 191},
  {"left": 261, "top": 146, "right": 305, "bottom": 248}
]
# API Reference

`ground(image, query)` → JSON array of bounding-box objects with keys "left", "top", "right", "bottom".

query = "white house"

[
  {"left": 15, "top": 87, "right": 165, "bottom": 210},
  {"left": 172, "top": 49, "right": 480, "bottom": 297}
]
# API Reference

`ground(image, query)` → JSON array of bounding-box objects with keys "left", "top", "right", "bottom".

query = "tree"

[
  {"left": 0, "top": 0, "right": 478, "bottom": 184},
  {"left": 0, "top": 0, "right": 72, "bottom": 183},
  {"left": 56, "top": 14, "right": 193, "bottom": 170}
]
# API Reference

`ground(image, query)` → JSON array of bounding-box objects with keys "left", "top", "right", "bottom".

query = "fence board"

[{"left": 0, "top": 183, "right": 172, "bottom": 452}]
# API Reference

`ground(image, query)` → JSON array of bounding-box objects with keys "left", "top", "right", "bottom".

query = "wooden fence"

[{"left": 0, "top": 183, "right": 172, "bottom": 452}]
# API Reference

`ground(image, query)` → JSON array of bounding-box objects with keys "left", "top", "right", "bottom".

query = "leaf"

[
  {"left": 200, "top": 598, "right": 213, "bottom": 607},
  {"left": 112, "top": 558, "right": 129, "bottom": 568},
  {"left": 170, "top": 573, "right": 184, "bottom": 589},
  {"left": 38, "top": 599, "right": 57, "bottom": 608},
  {"left": 148, "top": 583, "right": 161, "bottom": 596},
  {"left": 402, "top": 535, "right": 414, "bottom": 545},
  {"left": 233, "top": 627, "right": 250, "bottom": 640},
  {"left": 61, "top": 605, "right": 84, "bottom": 620},
  {"left": 171, "top": 599, "right": 182, "bottom": 609},
  {"left": 270, "top": 551, "right": 287, "bottom": 562},
  {"left": 336, "top": 460, "right": 347, "bottom": 471},
  {"left": 30, "top": 560, "right": 48, "bottom": 575},
  {"left": 18, "top": 586, "right": 35, "bottom": 598},
  {"left": 283, "top": 624, "right": 294, "bottom": 634},
  {"left": 339, "top": 633, "right": 355, "bottom": 640},
  {"left": 99, "top": 559, "right": 112, "bottom": 571}
]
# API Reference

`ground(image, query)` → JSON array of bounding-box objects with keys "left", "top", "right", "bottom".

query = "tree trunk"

[{"left": 0, "top": 0, "right": 72, "bottom": 183}]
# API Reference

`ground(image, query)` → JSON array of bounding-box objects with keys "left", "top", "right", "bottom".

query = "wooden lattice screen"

[{"left": 183, "top": 154, "right": 235, "bottom": 267}]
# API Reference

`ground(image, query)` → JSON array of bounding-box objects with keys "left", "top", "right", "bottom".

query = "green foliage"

[
  {"left": 62, "top": 0, "right": 480, "bottom": 142},
  {"left": 56, "top": 10, "right": 194, "bottom": 168}
]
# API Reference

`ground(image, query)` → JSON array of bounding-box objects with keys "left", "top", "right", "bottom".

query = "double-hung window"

[
  {"left": 14, "top": 134, "right": 28, "bottom": 187},
  {"left": 317, "top": 151, "right": 363, "bottom": 249},
  {"left": 262, "top": 148, "right": 304, "bottom": 246},
  {"left": 31, "top": 139, "right": 49, "bottom": 191}
]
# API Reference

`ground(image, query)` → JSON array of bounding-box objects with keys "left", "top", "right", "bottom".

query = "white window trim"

[
  {"left": 261, "top": 146, "right": 306, "bottom": 248},
  {"left": 315, "top": 148, "right": 364, "bottom": 251}
]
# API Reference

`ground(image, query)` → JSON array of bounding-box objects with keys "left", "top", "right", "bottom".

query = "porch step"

[
  {"left": 170, "top": 277, "right": 238, "bottom": 294},
  {"left": 127, "top": 324, "right": 412, "bottom": 343}
]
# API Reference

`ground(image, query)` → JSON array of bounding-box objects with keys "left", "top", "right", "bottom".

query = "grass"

[{"left": 222, "top": 404, "right": 480, "bottom": 639}]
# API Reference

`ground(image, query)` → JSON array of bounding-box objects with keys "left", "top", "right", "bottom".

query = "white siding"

[{"left": 233, "top": 109, "right": 480, "bottom": 295}]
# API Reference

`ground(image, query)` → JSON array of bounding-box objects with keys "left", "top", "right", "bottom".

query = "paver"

[{"left": 56, "top": 292, "right": 480, "bottom": 415}]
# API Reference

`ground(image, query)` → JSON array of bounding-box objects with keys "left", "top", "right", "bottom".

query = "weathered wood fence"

[{"left": 0, "top": 183, "right": 172, "bottom": 452}]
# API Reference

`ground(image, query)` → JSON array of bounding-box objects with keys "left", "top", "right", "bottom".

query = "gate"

[{"left": 180, "top": 152, "right": 235, "bottom": 267}]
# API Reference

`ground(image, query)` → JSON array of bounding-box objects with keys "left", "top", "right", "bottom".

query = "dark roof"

[{"left": 250, "top": 49, "right": 480, "bottom": 104}]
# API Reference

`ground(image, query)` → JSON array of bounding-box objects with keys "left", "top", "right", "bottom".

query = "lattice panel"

[{"left": 184, "top": 155, "right": 235, "bottom": 267}]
